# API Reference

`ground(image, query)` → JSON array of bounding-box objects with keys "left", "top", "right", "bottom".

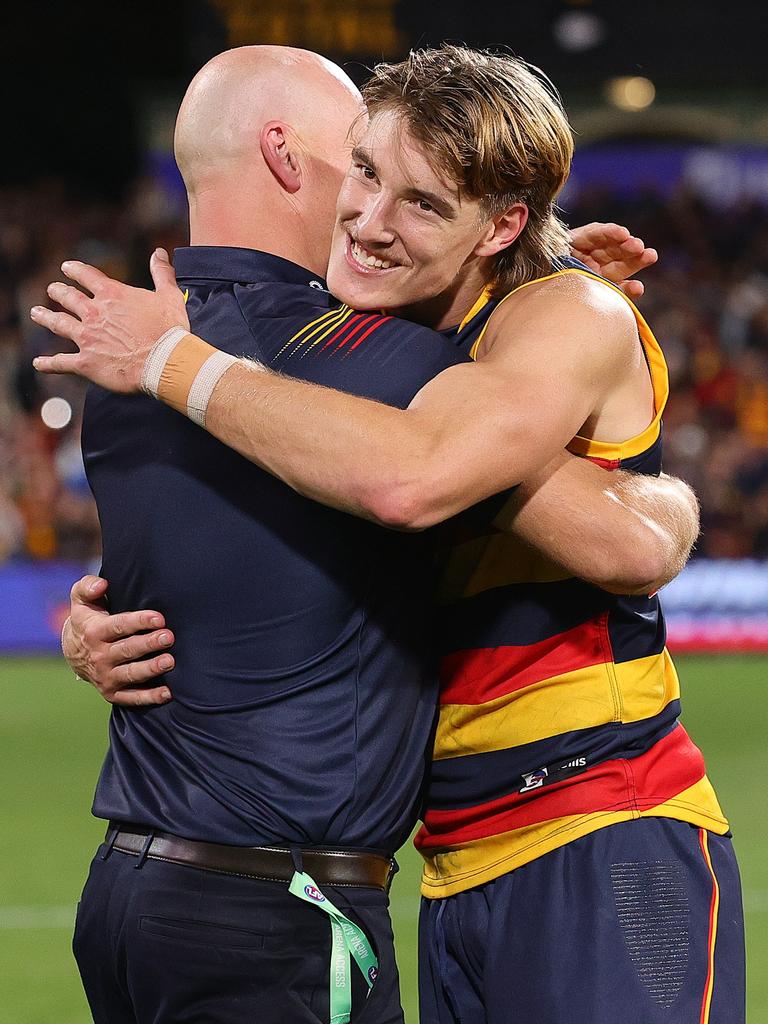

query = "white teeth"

[{"left": 351, "top": 240, "right": 393, "bottom": 270}]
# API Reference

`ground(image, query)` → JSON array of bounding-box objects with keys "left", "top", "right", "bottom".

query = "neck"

[
  {"left": 187, "top": 186, "right": 328, "bottom": 278},
  {"left": 394, "top": 258, "right": 494, "bottom": 331}
]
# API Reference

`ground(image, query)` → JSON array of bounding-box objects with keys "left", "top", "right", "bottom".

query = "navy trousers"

[
  {"left": 419, "top": 819, "right": 745, "bottom": 1024},
  {"left": 73, "top": 843, "right": 404, "bottom": 1023}
]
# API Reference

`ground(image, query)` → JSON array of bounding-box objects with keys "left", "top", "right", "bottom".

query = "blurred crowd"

[
  {"left": 1, "top": 173, "right": 768, "bottom": 568},
  {"left": 0, "top": 177, "right": 186, "bottom": 567}
]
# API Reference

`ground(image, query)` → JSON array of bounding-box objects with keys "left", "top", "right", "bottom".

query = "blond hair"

[{"left": 362, "top": 45, "right": 573, "bottom": 295}]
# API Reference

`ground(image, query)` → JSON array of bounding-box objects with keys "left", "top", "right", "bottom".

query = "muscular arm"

[
  {"left": 197, "top": 276, "right": 629, "bottom": 527},
  {"left": 33, "top": 258, "right": 694, "bottom": 593},
  {"left": 507, "top": 453, "right": 699, "bottom": 595},
  {"left": 159, "top": 276, "right": 698, "bottom": 590}
]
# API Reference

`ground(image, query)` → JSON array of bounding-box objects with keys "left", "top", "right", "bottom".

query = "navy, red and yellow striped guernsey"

[{"left": 416, "top": 262, "right": 729, "bottom": 899}]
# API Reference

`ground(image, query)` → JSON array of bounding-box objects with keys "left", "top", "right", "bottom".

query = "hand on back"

[{"left": 63, "top": 575, "right": 176, "bottom": 706}]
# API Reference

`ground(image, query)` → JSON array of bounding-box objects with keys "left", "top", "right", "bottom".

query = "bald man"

[
  {"left": 60, "top": 48, "right": 460, "bottom": 1024},
  {"left": 38, "top": 47, "right": 685, "bottom": 1024},
  {"left": 172, "top": 46, "right": 359, "bottom": 276}
]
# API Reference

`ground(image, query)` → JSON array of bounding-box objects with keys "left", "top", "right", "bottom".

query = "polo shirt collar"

[{"left": 173, "top": 246, "right": 326, "bottom": 290}]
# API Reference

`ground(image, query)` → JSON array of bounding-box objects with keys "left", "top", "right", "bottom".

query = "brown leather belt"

[{"left": 106, "top": 823, "right": 396, "bottom": 892}]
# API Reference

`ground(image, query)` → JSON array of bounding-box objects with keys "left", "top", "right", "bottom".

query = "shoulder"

[
  {"left": 497, "top": 271, "right": 635, "bottom": 328},
  {"left": 482, "top": 271, "right": 639, "bottom": 369}
]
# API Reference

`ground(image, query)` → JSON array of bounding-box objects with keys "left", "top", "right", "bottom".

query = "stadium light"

[
  {"left": 552, "top": 11, "right": 606, "bottom": 52},
  {"left": 40, "top": 397, "right": 73, "bottom": 430},
  {"left": 606, "top": 76, "right": 656, "bottom": 111}
]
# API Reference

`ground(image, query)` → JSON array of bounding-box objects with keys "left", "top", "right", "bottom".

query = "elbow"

[
  {"left": 360, "top": 476, "right": 451, "bottom": 532},
  {"left": 609, "top": 558, "right": 669, "bottom": 597},
  {"left": 616, "top": 511, "right": 699, "bottom": 596},
  {"left": 589, "top": 476, "right": 700, "bottom": 595},
  {"left": 593, "top": 526, "right": 674, "bottom": 596}
]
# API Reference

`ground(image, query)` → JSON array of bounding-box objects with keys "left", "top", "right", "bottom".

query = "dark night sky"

[
  {"left": 396, "top": 1, "right": 768, "bottom": 89},
  {"left": 2, "top": 1, "right": 764, "bottom": 195},
  {"left": 1, "top": 1, "right": 226, "bottom": 194}
]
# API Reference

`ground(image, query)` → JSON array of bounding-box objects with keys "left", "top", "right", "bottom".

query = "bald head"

[
  {"left": 175, "top": 46, "right": 363, "bottom": 193},
  {"left": 174, "top": 46, "right": 364, "bottom": 274}
]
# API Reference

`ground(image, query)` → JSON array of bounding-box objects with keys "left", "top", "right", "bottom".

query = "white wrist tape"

[
  {"left": 186, "top": 350, "right": 239, "bottom": 426},
  {"left": 140, "top": 326, "right": 238, "bottom": 428},
  {"left": 141, "top": 326, "right": 188, "bottom": 398}
]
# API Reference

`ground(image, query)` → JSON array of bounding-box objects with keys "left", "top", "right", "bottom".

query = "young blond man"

[{"left": 33, "top": 45, "right": 744, "bottom": 1024}]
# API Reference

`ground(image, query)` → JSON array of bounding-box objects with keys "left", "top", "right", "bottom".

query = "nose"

[{"left": 355, "top": 194, "right": 396, "bottom": 248}]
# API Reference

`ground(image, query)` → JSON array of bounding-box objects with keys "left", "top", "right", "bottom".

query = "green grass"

[{"left": 1, "top": 655, "right": 766, "bottom": 1023}]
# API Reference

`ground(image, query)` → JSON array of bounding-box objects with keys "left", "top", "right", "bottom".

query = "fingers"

[
  {"left": 47, "top": 281, "right": 93, "bottom": 319},
  {"left": 70, "top": 575, "right": 109, "bottom": 608},
  {"left": 585, "top": 242, "right": 643, "bottom": 266},
  {"left": 587, "top": 241, "right": 658, "bottom": 291},
  {"left": 590, "top": 221, "right": 631, "bottom": 245},
  {"left": 61, "top": 260, "right": 111, "bottom": 296},
  {"left": 72, "top": 604, "right": 166, "bottom": 647},
  {"left": 112, "top": 628, "right": 175, "bottom": 664},
  {"left": 102, "top": 609, "right": 166, "bottom": 640},
  {"left": 108, "top": 651, "right": 175, "bottom": 692},
  {"left": 570, "top": 250, "right": 600, "bottom": 272},
  {"left": 31, "top": 352, "right": 85, "bottom": 375},
  {"left": 618, "top": 242, "right": 657, "bottom": 268},
  {"left": 609, "top": 240, "right": 656, "bottom": 268},
  {"left": 110, "top": 651, "right": 175, "bottom": 687},
  {"left": 581, "top": 237, "right": 656, "bottom": 267},
  {"left": 621, "top": 280, "right": 645, "bottom": 299},
  {"left": 83, "top": 636, "right": 175, "bottom": 704},
  {"left": 149, "top": 248, "right": 179, "bottom": 294},
  {"left": 612, "top": 234, "right": 644, "bottom": 257},
  {"left": 570, "top": 221, "right": 631, "bottom": 249},
  {"left": 30, "top": 305, "right": 82, "bottom": 343},
  {"left": 110, "top": 681, "right": 174, "bottom": 708},
  {"left": 638, "top": 246, "right": 658, "bottom": 268}
]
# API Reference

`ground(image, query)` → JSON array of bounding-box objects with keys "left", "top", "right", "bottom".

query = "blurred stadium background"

[{"left": 1, "top": 2, "right": 767, "bottom": 1021}]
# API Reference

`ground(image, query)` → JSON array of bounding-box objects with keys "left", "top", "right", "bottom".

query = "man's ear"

[
  {"left": 260, "top": 121, "right": 302, "bottom": 194},
  {"left": 474, "top": 203, "right": 529, "bottom": 258}
]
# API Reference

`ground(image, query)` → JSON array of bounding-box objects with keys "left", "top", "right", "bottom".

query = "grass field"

[{"left": 1, "top": 655, "right": 766, "bottom": 1023}]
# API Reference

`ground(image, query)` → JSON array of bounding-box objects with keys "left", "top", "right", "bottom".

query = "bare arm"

[
  {"left": 505, "top": 452, "right": 699, "bottom": 594},
  {"left": 198, "top": 276, "right": 634, "bottom": 529},
  {"left": 59, "top": 460, "right": 695, "bottom": 713},
  {"left": 37, "top": 269, "right": 692, "bottom": 592},
  {"left": 32, "top": 253, "right": 681, "bottom": 595},
  {"left": 31, "top": 262, "right": 626, "bottom": 526}
]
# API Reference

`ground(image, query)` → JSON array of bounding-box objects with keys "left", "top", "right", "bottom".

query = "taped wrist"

[{"left": 141, "top": 327, "right": 239, "bottom": 427}]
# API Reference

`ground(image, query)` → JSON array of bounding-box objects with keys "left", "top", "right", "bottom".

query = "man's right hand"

[
  {"left": 63, "top": 576, "right": 176, "bottom": 706},
  {"left": 30, "top": 250, "right": 188, "bottom": 392}
]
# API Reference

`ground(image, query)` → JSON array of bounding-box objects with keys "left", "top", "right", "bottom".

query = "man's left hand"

[
  {"left": 31, "top": 249, "right": 189, "bottom": 392},
  {"left": 569, "top": 222, "right": 658, "bottom": 299}
]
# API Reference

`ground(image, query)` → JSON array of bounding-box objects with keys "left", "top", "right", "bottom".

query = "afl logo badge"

[
  {"left": 304, "top": 884, "right": 326, "bottom": 902},
  {"left": 368, "top": 966, "right": 379, "bottom": 983}
]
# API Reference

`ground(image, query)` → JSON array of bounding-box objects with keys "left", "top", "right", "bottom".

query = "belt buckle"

[{"left": 384, "top": 857, "right": 398, "bottom": 893}]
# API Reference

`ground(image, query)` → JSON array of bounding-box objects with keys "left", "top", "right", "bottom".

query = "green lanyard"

[{"left": 289, "top": 870, "right": 379, "bottom": 1024}]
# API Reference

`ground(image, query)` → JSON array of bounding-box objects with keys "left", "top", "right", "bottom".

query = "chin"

[{"left": 326, "top": 266, "right": 392, "bottom": 311}]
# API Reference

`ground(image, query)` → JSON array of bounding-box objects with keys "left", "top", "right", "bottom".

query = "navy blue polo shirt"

[{"left": 82, "top": 246, "right": 467, "bottom": 853}]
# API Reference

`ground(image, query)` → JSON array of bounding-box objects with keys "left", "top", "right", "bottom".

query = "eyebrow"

[{"left": 351, "top": 145, "right": 458, "bottom": 220}]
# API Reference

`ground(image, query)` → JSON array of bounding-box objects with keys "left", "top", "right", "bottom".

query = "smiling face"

[{"left": 326, "top": 110, "right": 527, "bottom": 328}]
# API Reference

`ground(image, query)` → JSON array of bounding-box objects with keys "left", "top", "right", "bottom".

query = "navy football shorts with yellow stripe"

[{"left": 419, "top": 818, "right": 745, "bottom": 1024}]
